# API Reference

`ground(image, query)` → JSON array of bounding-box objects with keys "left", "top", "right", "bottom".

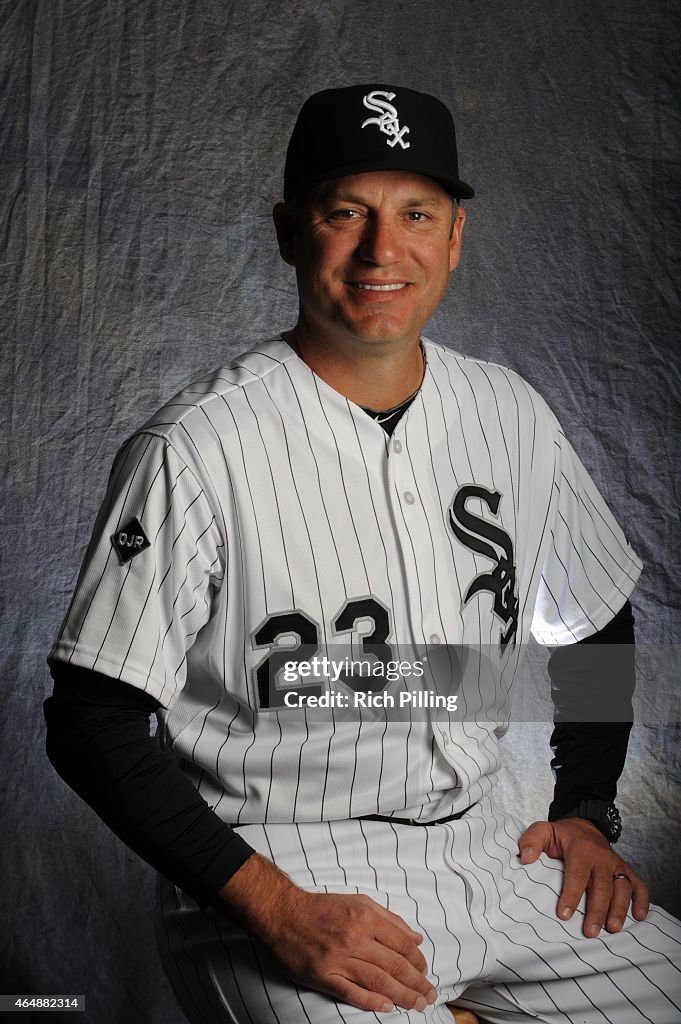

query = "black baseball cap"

[{"left": 284, "top": 84, "right": 474, "bottom": 202}]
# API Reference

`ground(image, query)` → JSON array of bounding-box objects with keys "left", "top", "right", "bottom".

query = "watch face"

[{"left": 606, "top": 804, "right": 622, "bottom": 842}]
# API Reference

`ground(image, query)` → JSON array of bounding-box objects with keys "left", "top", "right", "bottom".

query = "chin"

[{"left": 343, "top": 314, "right": 415, "bottom": 347}]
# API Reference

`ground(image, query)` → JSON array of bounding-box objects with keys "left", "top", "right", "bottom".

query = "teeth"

[{"left": 354, "top": 282, "right": 406, "bottom": 291}]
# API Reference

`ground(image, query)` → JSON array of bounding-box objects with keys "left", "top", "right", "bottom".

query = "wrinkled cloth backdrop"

[{"left": 2, "top": 1, "right": 679, "bottom": 1022}]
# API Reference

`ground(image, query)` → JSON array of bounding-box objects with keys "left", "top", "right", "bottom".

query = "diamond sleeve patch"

[{"left": 112, "top": 517, "right": 151, "bottom": 564}]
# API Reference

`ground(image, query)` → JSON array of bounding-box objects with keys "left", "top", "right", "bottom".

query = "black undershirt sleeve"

[
  {"left": 44, "top": 666, "right": 255, "bottom": 907},
  {"left": 547, "top": 599, "right": 635, "bottom": 822}
]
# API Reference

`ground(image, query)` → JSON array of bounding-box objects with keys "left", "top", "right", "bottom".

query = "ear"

[
  {"left": 448, "top": 204, "right": 466, "bottom": 273},
  {"left": 273, "top": 202, "right": 297, "bottom": 267}
]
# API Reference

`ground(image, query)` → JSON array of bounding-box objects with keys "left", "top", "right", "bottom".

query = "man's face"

[{"left": 274, "top": 170, "right": 465, "bottom": 353}]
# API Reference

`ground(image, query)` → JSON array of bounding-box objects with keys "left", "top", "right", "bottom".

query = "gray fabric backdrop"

[{"left": 2, "top": 1, "right": 679, "bottom": 1021}]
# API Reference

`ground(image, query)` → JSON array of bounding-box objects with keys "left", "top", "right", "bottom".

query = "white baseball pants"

[{"left": 155, "top": 798, "right": 681, "bottom": 1023}]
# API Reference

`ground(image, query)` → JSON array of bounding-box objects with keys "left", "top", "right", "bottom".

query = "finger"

[
  {"left": 518, "top": 820, "right": 549, "bottom": 863},
  {"left": 368, "top": 909, "right": 429, "bottom": 975},
  {"left": 309, "top": 936, "right": 437, "bottom": 1013},
  {"left": 328, "top": 974, "right": 431, "bottom": 1016},
  {"left": 631, "top": 875, "right": 650, "bottom": 922},
  {"left": 346, "top": 957, "right": 437, "bottom": 1012},
  {"left": 606, "top": 872, "right": 635, "bottom": 932},
  {"left": 370, "top": 900, "right": 425, "bottom": 942},
  {"left": 583, "top": 871, "right": 619, "bottom": 937},
  {"left": 370, "top": 943, "right": 438, "bottom": 1001},
  {"left": 359, "top": 937, "right": 436, "bottom": 1002},
  {"left": 326, "top": 974, "right": 397, "bottom": 1015},
  {"left": 556, "top": 861, "right": 592, "bottom": 922}
]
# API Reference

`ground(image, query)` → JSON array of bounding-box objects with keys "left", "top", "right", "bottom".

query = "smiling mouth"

[{"left": 351, "top": 282, "right": 408, "bottom": 292}]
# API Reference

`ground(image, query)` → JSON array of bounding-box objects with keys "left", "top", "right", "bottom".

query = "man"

[{"left": 45, "top": 85, "right": 681, "bottom": 1023}]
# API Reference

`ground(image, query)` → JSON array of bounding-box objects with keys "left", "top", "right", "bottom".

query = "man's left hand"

[{"left": 517, "top": 818, "right": 650, "bottom": 937}]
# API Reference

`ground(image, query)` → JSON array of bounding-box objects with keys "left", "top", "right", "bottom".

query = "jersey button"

[
  {"left": 393, "top": 439, "right": 403, "bottom": 453},
  {"left": 403, "top": 491, "right": 415, "bottom": 504}
]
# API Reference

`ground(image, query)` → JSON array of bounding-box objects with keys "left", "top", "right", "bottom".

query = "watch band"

[{"left": 557, "top": 799, "right": 622, "bottom": 843}]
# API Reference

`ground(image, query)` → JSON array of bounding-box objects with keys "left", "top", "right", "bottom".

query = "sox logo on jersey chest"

[
  {"left": 253, "top": 484, "right": 520, "bottom": 711},
  {"left": 448, "top": 484, "right": 519, "bottom": 651}
]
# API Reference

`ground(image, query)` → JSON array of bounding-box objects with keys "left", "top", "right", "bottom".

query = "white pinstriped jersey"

[{"left": 49, "top": 335, "right": 642, "bottom": 825}]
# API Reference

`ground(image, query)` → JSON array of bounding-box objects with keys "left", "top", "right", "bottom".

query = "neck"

[{"left": 284, "top": 328, "right": 425, "bottom": 409}]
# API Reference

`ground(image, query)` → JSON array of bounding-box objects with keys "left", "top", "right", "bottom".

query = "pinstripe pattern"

[
  {"left": 155, "top": 800, "right": 681, "bottom": 1023},
  {"left": 49, "top": 334, "right": 664, "bottom": 1020},
  {"left": 49, "top": 334, "right": 642, "bottom": 825}
]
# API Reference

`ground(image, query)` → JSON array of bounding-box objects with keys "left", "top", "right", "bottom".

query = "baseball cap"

[{"left": 284, "top": 84, "right": 474, "bottom": 202}]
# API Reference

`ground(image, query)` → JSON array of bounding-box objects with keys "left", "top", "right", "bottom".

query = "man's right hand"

[{"left": 216, "top": 852, "right": 438, "bottom": 1014}]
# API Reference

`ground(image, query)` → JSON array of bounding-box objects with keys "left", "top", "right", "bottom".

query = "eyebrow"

[{"left": 320, "top": 191, "right": 445, "bottom": 209}]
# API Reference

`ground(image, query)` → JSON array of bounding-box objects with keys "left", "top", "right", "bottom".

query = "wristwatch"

[{"left": 559, "top": 799, "right": 622, "bottom": 844}]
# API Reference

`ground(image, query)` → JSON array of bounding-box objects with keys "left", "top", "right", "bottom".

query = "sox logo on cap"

[{"left": 361, "top": 89, "right": 411, "bottom": 149}]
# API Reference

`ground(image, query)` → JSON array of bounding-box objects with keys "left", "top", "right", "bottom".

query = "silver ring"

[{"left": 613, "top": 872, "right": 632, "bottom": 884}]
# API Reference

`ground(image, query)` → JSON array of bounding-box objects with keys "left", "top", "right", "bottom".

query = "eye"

[
  {"left": 328, "top": 208, "right": 362, "bottom": 221},
  {"left": 405, "top": 210, "right": 430, "bottom": 222}
]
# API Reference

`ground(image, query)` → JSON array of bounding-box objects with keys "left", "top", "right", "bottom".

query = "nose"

[{"left": 358, "top": 214, "right": 404, "bottom": 265}]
